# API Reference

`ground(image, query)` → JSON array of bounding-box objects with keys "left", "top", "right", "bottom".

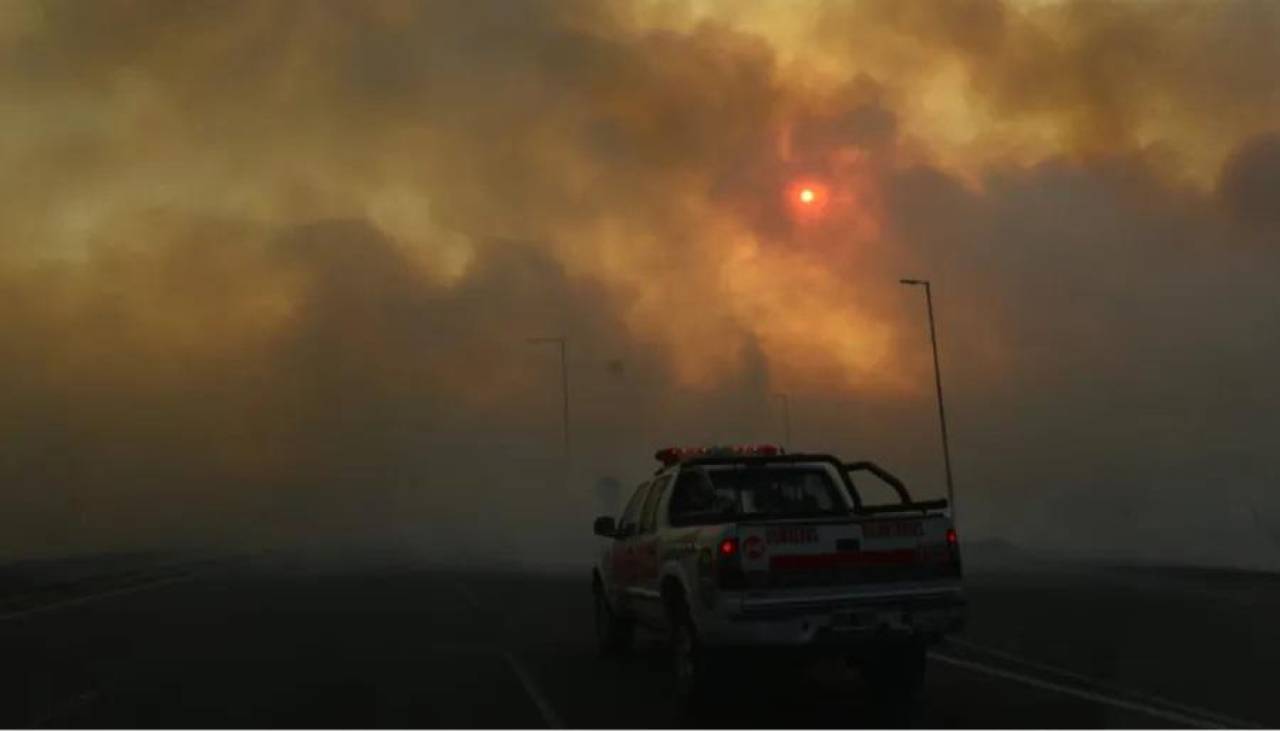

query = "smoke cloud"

[{"left": 2, "top": 0, "right": 1278, "bottom": 568}]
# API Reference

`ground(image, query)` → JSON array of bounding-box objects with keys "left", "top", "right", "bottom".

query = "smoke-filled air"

[{"left": 3, "top": 0, "right": 1279, "bottom": 568}]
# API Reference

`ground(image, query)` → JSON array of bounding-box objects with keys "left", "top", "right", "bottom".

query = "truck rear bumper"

[{"left": 699, "top": 588, "right": 965, "bottom": 648}]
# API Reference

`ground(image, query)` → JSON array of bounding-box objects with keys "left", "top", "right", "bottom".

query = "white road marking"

[
  {"left": 0, "top": 574, "right": 194, "bottom": 622},
  {"left": 930, "top": 651, "right": 1253, "bottom": 729},
  {"left": 503, "top": 651, "right": 565, "bottom": 730},
  {"left": 946, "top": 638, "right": 1264, "bottom": 729},
  {"left": 454, "top": 583, "right": 564, "bottom": 729}
]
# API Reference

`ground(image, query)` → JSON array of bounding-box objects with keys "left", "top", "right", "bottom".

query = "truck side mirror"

[{"left": 593, "top": 516, "right": 616, "bottom": 537}]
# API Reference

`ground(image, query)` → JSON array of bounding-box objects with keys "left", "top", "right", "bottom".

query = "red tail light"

[
  {"left": 716, "top": 537, "right": 745, "bottom": 589},
  {"left": 945, "top": 527, "right": 962, "bottom": 577}
]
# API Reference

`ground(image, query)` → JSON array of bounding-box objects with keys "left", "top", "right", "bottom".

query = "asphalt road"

[{"left": 3, "top": 551, "right": 1276, "bottom": 728}]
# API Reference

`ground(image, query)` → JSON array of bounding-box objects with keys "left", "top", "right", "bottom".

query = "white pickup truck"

[{"left": 590, "top": 445, "right": 965, "bottom": 700}]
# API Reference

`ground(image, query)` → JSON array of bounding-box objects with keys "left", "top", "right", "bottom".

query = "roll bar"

[{"left": 664, "top": 452, "right": 949, "bottom": 515}]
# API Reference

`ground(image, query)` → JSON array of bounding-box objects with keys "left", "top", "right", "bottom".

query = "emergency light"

[{"left": 654, "top": 444, "right": 784, "bottom": 466}]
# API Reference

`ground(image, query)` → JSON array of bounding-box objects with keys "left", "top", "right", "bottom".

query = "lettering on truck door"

[
  {"left": 612, "top": 481, "right": 651, "bottom": 614},
  {"left": 632, "top": 475, "right": 671, "bottom": 628}
]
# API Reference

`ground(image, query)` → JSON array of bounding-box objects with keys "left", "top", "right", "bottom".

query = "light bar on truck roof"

[{"left": 654, "top": 444, "right": 785, "bottom": 466}]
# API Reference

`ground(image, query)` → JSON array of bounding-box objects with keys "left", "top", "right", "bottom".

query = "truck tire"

[
  {"left": 669, "top": 601, "right": 715, "bottom": 706},
  {"left": 593, "top": 585, "right": 633, "bottom": 656},
  {"left": 671, "top": 611, "right": 700, "bottom": 700}
]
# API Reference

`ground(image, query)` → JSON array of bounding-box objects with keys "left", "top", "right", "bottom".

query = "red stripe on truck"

[{"left": 769, "top": 549, "right": 918, "bottom": 570}]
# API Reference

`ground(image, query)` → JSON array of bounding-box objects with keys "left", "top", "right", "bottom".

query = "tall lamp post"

[
  {"left": 899, "top": 279, "right": 957, "bottom": 523},
  {"left": 774, "top": 393, "right": 792, "bottom": 450},
  {"left": 527, "top": 336, "right": 570, "bottom": 468}
]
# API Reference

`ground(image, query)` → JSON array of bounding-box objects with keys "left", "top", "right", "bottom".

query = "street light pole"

[
  {"left": 774, "top": 393, "right": 792, "bottom": 450},
  {"left": 527, "top": 336, "right": 570, "bottom": 467},
  {"left": 899, "top": 279, "right": 957, "bottom": 524}
]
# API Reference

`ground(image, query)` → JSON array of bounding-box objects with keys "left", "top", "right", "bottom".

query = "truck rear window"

[{"left": 668, "top": 466, "right": 848, "bottom": 527}]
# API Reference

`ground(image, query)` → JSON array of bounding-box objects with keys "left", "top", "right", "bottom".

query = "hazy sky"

[{"left": 2, "top": 0, "right": 1278, "bottom": 567}]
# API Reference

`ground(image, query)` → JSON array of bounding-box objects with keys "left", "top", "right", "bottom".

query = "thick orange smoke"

[{"left": 1, "top": 0, "right": 1278, "bottom": 568}]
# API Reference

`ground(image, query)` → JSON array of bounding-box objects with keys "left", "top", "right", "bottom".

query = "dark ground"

[{"left": 3, "top": 549, "right": 1276, "bottom": 728}]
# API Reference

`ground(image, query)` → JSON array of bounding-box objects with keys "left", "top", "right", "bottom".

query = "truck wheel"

[
  {"left": 670, "top": 607, "right": 712, "bottom": 705},
  {"left": 593, "top": 587, "right": 632, "bottom": 656}
]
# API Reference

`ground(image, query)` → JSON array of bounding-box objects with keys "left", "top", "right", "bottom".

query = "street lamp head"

[{"left": 899, "top": 278, "right": 926, "bottom": 286}]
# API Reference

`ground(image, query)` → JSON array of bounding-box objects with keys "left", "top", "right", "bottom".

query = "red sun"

[{"left": 786, "top": 180, "right": 830, "bottom": 219}]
